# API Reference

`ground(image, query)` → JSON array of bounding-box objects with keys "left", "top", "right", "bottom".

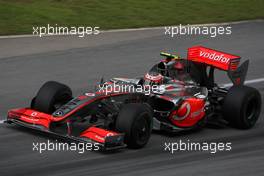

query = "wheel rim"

[
  {"left": 134, "top": 115, "right": 150, "bottom": 145},
  {"left": 245, "top": 97, "right": 258, "bottom": 123}
]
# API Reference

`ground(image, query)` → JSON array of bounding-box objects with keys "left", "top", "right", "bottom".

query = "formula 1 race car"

[{"left": 6, "top": 46, "right": 262, "bottom": 150}]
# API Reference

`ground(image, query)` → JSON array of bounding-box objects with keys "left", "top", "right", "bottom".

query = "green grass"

[{"left": 0, "top": 0, "right": 263, "bottom": 35}]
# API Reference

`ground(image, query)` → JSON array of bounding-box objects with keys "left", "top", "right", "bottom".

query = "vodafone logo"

[
  {"left": 200, "top": 51, "right": 230, "bottom": 64},
  {"left": 31, "top": 112, "right": 38, "bottom": 116},
  {"left": 21, "top": 116, "right": 39, "bottom": 122},
  {"left": 95, "top": 135, "right": 105, "bottom": 141},
  {"left": 172, "top": 102, "right": 191, "bottom": 121},
  {"left": 106, "top": 133, "right": 114, "bottom": 137}
]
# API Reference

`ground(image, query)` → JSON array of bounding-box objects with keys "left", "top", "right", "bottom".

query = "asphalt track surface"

[{"left": 0, "top": 21, "right": 264, "bottom": 176}]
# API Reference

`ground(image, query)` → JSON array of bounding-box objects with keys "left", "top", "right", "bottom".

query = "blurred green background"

[{"left": 0, "top": 0, "right": 263, "bottom": 35}]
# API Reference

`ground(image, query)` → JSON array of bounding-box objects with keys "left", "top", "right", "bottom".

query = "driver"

[
  {"left": 157, "top": 58, "right": 189, "bottom": 82},
  {"left": 172, "top": 59, "right": 191, "bottom": 81}
]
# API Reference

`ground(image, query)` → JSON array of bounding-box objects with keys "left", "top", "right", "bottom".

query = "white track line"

[
  {"left": 223, "top": 78, "right": 264, "bottom": 87},
  {"left": 0, "top": 120, "right": 6, "bottom": 124},
  {"left": 0, "top": 19, "right": 263, "bottom": 39}
]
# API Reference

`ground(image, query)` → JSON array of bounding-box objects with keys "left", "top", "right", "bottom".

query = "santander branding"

[{"left": 199, "top": 51, "right": 230, "bottom": 64}]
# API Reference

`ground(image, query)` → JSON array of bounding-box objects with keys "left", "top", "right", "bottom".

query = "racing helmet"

[{"left": 144, "top": 72, "right": 163, "bottom": 85}]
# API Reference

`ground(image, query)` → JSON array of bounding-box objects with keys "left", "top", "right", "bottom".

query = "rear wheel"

[
  {"left": 116, "top": 103, "right": 153, "bottom": 149},
  {"left": 222, "top": 85, "right": 261, "bottom": 129},
  {"left": 31, "top": 81, "right": 72, "bottom": 114}
]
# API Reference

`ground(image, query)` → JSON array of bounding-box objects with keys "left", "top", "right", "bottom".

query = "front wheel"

[
  {"left": 32, "top": 81, "right": 72, "bottom": 114},
  {"left": 115, "top": 103, "right": 153, "bottom": 149},
  {"left": 222, "top": 85, "right": 261, "bottom": 129}
]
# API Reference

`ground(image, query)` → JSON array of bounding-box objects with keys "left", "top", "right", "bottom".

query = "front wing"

[{"left": 6, "top": 108, "right": 126, "bottom": 151}]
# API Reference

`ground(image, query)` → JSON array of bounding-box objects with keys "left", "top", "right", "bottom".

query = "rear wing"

[
  {"left": 187, "top": 46, "right": 249, "bottom": 86},
  {"left": 187, "top": 46, "right": 241, "bottom": 71}
]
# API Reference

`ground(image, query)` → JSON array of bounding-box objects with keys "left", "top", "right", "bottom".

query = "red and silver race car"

[{"left": 5, "top": 46, "right": 262, "bottom": 150}]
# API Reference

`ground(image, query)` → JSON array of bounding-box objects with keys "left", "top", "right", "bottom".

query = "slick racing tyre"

[
  {"left": 116, "top": 103, "right": 153, "bottom": 149},
  {"left": 31, "top": 81, "right": 72, "bottom": 114},
  {"left": 222, "top": 85, "right": 261, "bottom": 129}
]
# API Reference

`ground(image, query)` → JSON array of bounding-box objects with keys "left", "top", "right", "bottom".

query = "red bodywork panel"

[
  {"left": 188, "top": 46, "right": 240, "bottom": 71},
  {"left": 8, "top": 108, "right": 52, "bottom": 128},
  {"left": 80, "top": 127, "right": 118, "bottom": 143},
  {"left": 169, "top": 98, "right": 205, "bottom": 127}
]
